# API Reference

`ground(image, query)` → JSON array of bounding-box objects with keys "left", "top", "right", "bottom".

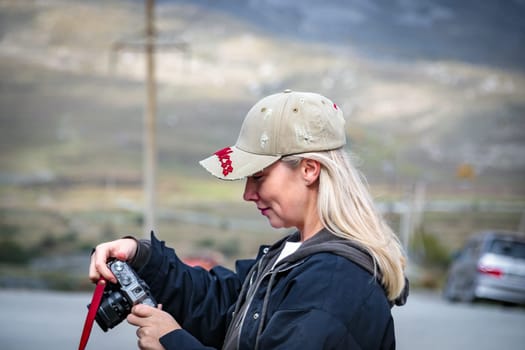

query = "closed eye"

[{"left": 250, "top": 171, "right": 265, "bottom": 182}]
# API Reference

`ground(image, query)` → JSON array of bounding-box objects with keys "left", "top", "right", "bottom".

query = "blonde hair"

[{"left": 282, "top": 149, "right": 406, "bottom": 301}]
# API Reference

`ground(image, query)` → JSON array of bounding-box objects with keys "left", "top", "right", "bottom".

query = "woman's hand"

[
  {"left": 89, "top": 238, "right": 138, "bottom": 283},
  {"left": 127, "top": 304, "right": 181, "bottom": 350}
]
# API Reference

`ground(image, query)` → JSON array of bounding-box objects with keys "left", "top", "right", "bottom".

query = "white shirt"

[{"left": 273, "top": 241, "right": 302, "bottom": 268}]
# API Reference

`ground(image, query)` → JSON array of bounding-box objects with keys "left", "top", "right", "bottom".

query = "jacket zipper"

[{"left": 235, "top": 258, "right": 307, "bottom": 349}]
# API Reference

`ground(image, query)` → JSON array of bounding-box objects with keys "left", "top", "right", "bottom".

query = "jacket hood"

[
  {"left": 273, "top": 229, "right": 409, "bottom": 307},
  {"left": 279, "top": 229, "right": 377, "bottom": 275}
]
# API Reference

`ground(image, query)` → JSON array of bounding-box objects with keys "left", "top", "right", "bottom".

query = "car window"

[{"left": 488, "top": 239, "right": 525, "bottom": 259}]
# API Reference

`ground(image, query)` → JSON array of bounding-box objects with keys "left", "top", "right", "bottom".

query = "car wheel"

[
  {"left": 460, "top": 282, "right": 477, "bottom": 303},
  {"left": 443, "top": 276, "right": 459, "bottom": 302}
]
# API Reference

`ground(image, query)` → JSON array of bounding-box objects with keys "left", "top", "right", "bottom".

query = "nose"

[{"left": 243, "top": 177, "right": 259, "bottom": 202}]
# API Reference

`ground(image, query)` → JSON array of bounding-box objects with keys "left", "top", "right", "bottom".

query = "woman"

[{"left": 90, "top": 90, "right": 408, "bottom": 350}]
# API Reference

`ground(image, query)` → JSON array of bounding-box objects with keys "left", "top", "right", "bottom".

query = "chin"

[
  {"left": 268, "top": 222, "right": 283, "bottom": 229},
  {"left": 267, "top": 219, "right": 292, "bottom": 230}
]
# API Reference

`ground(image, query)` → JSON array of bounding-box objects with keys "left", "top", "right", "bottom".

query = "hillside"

[
  {"left": 0, "top": 0, "right": 524, "bottom": 289},
  {"left": 1, "top": 0, "right": 524, "bottom": 193}
]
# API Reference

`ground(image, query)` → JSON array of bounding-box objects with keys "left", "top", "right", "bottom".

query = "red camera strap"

[{"left": 78, "top": 279, "right": 106, "bottom": 350}]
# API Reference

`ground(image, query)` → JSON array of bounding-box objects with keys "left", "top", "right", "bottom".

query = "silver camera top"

[{"left": 109, "top": 260, "right": 156, "bottom": 307}]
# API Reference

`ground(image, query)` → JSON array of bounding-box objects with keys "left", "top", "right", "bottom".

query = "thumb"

[{"left": 132, "top": 303, "right": 155, "bottom": 317}]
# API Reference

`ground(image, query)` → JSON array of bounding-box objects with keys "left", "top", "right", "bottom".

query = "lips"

[{"left": 258, "top": 207, "right": 270, "bottom": 216}]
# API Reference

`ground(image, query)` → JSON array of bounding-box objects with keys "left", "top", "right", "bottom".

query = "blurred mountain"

[
  {"left": 206, "top": 0, "right": 525, "bottom": 71},
  {"left": 0, "top": 0, "right": 524, "bottom": 194}
]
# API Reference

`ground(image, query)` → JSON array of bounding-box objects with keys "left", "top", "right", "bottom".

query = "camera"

[{"left": 91, "top": 260, "right": 157, "bottom": 332}]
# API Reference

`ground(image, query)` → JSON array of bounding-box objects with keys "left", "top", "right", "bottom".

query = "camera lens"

[{"left": 94, "top": 290, "right": 132, "bottom": 332}]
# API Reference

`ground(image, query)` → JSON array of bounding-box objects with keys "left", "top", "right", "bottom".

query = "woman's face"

[{"left": 243, "top": 160, "right": 313, "bottom": 230}]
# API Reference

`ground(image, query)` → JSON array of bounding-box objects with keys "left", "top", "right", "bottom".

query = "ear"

[{"left": 300, "top": 159, "right": 321, "bottom": 186}]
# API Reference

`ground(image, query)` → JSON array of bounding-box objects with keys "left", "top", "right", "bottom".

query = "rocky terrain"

[{"left": 1, "top": 0, "right": 524, "bottom": 194}]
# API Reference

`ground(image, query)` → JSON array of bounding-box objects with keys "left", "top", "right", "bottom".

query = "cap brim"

[{"left": 199, "top": 146, "right": 281, "bottom": 180}]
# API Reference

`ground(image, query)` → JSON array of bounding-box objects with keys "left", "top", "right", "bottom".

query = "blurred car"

[{"left": 443, "top": 230, "right": 525, "bottom": 305}]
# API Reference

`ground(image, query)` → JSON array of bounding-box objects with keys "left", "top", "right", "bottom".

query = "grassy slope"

[{"left": 0, "top": 0, "right": 524, "bottom": 289}]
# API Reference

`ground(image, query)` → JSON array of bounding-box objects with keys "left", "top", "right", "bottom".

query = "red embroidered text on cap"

[{"left": 214, "top": 147, "right": 234, "bottom": 176}]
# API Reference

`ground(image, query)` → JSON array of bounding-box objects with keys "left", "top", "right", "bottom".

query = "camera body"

[{"left": 93, "top": 260, "right": 157, "bottom": 332}]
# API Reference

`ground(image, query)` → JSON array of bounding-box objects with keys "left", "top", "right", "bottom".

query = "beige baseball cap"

[{"left": 199, "top": 89, "right": 346, "bottom": 180}]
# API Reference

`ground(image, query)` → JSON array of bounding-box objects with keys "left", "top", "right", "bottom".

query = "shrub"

[
  {"left": 410, "top": 227, "right": 451, "bottom": 269},
  {"left": 0, "top": 239, "right": 31, "bottom": 265}
]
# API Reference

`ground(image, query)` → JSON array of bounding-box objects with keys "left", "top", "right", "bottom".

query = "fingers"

[
  {"left": 89, "top": 243, "right": 116, "bottom": 283},
  {"left": 137, "top": 334, "right": 163, "bottom": 350},
  {"left": 136, "top": 326, "right": 151, "bottom": 339},
  {"left": 127, "top": 312, "right": 142, "bottom": 327},
  {"left": 128, "top": 304, "right": 181, "bottom": 350},
  {"left": 136, "top": 326, "right": 164, "bottom": 350},
  {"left": 88, "top": 238, "right": 138, "bottom": 283},
  {"left": 132, "top": 303, "right": 157, "bottom": 317},
  {"left": 127, "top": 304, "right": 155, "bottom": 327}
]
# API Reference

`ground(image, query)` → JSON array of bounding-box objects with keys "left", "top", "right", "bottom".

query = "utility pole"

[
  {"left": 109, "top": 0, "right": 189, "bottom": 237},
  {"left": 144, "top": 0, "right": 157, "bottom": 234}
]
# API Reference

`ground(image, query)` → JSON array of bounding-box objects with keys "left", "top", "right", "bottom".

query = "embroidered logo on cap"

[{"left": 214, "top": 147, "right": 234, "bottom": 176}]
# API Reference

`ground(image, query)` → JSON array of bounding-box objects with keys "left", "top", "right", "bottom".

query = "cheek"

[
  {"left": 263, "top": 178, "right": 304, "bottom": 211},
  {"left": 258, "top": 164, "right": 305, "bottom": 210}
]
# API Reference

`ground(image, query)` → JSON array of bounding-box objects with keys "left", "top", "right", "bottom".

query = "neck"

[
  {"left": 298, "top": 182, "right": 323, "bottom": 242},
  {"left": 298, "top": 198, "right": 323, "bottom": 241},
  {"left": 300, "top": 221, "right": 324, "bottom": 242}
]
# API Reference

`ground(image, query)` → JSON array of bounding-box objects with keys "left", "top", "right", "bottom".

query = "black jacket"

[{"left": 136, "top": 230, "right": 404, "bottom": 349}]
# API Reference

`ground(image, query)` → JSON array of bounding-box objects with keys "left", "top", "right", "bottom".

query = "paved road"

[
  {"left": 0, "top": 289, "right": 524, "bottom": 349},
  {"left": 392, "top": 290, "right": 525, "bottom": 349},
  {"left": 0, "top": 289, "right": 136, "bottom": 350}
]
